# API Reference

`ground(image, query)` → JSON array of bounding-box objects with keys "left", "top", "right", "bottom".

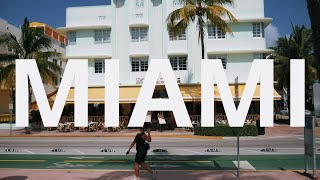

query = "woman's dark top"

[{"left": 135, "top": 132, "right": 147, "bottom": 163}]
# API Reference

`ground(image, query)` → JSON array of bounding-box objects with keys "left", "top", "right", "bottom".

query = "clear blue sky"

[{"left": 0, "top": 0, "right": 310, "bottom": 37}]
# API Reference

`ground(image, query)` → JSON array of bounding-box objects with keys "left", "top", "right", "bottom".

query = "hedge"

[{"left": 194, "top": 124, "right": 258, "bottom": 136}]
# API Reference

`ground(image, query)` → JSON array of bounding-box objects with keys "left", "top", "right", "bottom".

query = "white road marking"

[
  {"left": 73, "top": 149, "right": 85, "bottom": 155},
  {"left": 180, "top": 149, "right": 204, "bottom": 155},
  {"left": 232, "top": 161, "right": 256, "bottom": 170},
  {"left": 67, "top": 156, "right": 105, "bottom": 159},
  {"left": 24, "top": 149, "right": 34, "bottom": 154}
]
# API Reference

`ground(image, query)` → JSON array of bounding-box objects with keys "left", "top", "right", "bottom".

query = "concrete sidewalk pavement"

[
  {"left": 0, "top": 128, "right": 225, "bottom": 139},
  {"left": 0, "top": 169, "right": 312, "bottom": 180},
  {"left": 0, "top": 124, "right": 309, "bottom": 139}
]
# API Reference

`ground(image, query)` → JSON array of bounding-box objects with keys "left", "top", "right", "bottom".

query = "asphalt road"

[
  {"left": 0, "top": 136, "right": 319, "bottom": 172},
  {"left": 0, "top": 154, "right": 319, "bottom": 171},
  {"left": 0, "top": 135, "right": 312, "bottom": 155}
]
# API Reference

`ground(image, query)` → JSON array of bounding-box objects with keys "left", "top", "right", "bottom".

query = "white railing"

[
  {"left": 189, "top": 114, "right": 260, "bottom": 125},
  {"left": 63, "top": 116, "right": 129, "bottom": 129}
]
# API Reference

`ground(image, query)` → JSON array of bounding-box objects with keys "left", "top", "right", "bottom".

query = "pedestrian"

[{"left": 127, "top": 125, "right": 157, "bottom": 180}]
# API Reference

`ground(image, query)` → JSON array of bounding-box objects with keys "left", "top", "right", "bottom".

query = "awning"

[
  {"left": 57, "top": 86, "right": 141, "bottom": 104},
  {"left": 180, "top": 84, "right": 281, "bottom": 101},
  {"left": 50, "top": 84, "right": 281, "bottom": 104}
]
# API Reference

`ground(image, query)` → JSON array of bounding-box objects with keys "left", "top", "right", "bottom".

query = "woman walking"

[{"left": 127, "top": 126, "right": 157, "bottom": 180}]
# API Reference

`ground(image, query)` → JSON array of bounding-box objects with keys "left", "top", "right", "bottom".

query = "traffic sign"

[{"left": 9, "top": 103, "right": 13, "bottom": 110}]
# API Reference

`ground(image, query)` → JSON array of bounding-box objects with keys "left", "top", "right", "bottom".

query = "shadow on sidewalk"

[{"left": 82, "top": 171, "right": 305, "bottom": 180}]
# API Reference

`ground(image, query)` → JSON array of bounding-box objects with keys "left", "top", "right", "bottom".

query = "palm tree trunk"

[
  {"left": 201, "top": 33, "right": 205, "bottom": 60},
  {"left": 199, "top": 23, "right": 205, "bottom": 60},
  {"left": 307, "top": 0, "right": 320, "bottom": 78}
]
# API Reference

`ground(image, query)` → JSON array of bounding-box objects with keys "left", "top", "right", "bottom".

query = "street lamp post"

[
  {"left": 235, "top": 76, "right": 240, "bottom": 177},
  {"left": 9, "top": 102, "right": 13, "bottom": 136}
]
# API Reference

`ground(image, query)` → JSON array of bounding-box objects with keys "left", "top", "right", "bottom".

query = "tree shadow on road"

[{"left": 0, "top": 176, "right": 28, "bottom": 180}]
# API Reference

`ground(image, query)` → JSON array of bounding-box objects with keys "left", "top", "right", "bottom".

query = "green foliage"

[
  {"left": 272, "top": 24, "right": 318, "bottom": 110},
  {"left": 166, "top": 0, "right": 237, "bottom": 59},
  {"left": 194, "top": 124, "right": 258, "bottom": 136},
  {"left": 0, "top": 17, "right": 62, "bottom": 91}
]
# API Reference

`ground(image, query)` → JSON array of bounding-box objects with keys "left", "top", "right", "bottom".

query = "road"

[
  {"left": 0, "top": 135, "right": 311, "bottom": 155},
  {"left": 0, "top": 135, "right": 318, "bottom": 172}
]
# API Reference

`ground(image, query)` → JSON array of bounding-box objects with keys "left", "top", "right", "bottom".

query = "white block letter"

[
  {"left": 105, "top": 59, "right": 119, "bottom": 127},
  {"left": 290, "top": 59, "right": 305, "bottom": 127},
  {"left": 16, "top": 59, "right": 88, "bottom": 127},
  {"left": 201, "top": 59, "right": 274, "bottom": 127},
  {"left": 128, "top": 59, "right": 192, "bottom": 127}
]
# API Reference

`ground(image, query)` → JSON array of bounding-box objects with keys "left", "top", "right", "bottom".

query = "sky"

[{"left": 0, "top": 0, "right": 311, "bottom": 47}]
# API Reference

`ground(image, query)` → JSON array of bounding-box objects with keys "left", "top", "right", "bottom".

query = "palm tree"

[
  {"left": 273, "top": 24, "right": 317, "bottom": 112},
  {"left": 306, "top": 0, "right": 320, "bottom": 78},
  {"left": 0, "top": 17, "right": 62, "bottom": 133},
  {"left": 167, "top": 0, "right": 237, "bottom": 59}
]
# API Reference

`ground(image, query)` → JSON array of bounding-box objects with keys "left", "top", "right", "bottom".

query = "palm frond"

[
  {"left": 0, "top": 54, "right": 19, "bottom": 64},
  {"left": 36, "top": 58, "right": 62, "bottom": 75},
  {"left": 28, "top": 51, "right": 62, "bottom": 61},
  {"left": 205, "top": 4, "right": 237, "bottom": 33},
  {"left": 167, "top": 3, "right": 197, "bottom": 36},
  {"left": 0, "top": 63, "right": 15, "bottom": 89},
  {"left": 20, "top": 18, "right": 52, "bottom": 57},
  {"left": 0, "top": 31, "right": 24, "bottom": 57},
  {"left": 204, "top": 0, "right": 235, "bottom": 6}
]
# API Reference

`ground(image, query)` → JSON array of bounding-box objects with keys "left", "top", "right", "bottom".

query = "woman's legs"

[
  {"left": 140, "top": 162, "right": 153, "bottom": 174},
  {"left": 134, "top": 162, "right": 140, "bottom": 178}
]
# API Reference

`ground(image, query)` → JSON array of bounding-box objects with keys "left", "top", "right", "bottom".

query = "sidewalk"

[
  {"left": 0, "top": 124, "right": 312, "bottom": 139},
  {"left": 0, "top": 128, "right": 216, "bottom": 139},
  {"left": 0, "top": 169, "right": 312, "bottom": 180}
]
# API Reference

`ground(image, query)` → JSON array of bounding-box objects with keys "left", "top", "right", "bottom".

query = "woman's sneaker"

[{"left": 153, "top": 171, "right": 157, "bottom": 180}]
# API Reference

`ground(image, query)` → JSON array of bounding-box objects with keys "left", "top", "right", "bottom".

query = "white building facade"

[{"left": 59, "top": 0, "right": 273, "bottom": 86}]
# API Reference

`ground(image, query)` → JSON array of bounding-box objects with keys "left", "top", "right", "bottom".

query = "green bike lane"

[{"left": 0, "top": 154, "right": 318, "bottom": 171}]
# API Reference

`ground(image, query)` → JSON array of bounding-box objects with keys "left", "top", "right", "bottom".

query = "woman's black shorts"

[{"left": 135, "top": 152, "right": 147, "bottom": 163}]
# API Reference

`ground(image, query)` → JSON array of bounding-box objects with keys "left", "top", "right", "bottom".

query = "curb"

[{"left": 0, "top": 134, "right": 223, "bottom": 139}]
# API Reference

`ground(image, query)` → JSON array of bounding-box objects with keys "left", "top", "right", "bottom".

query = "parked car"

[
  {"left": 305, "top": 110, "right": 314, "bottom": 116},
  {"left": 280, "top": 109, "right": 313, "bottom": 116}
]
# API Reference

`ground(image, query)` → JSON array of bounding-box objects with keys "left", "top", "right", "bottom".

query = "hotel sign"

[{"left": 136, "top": 77, "right": 181, "bottom": 85}]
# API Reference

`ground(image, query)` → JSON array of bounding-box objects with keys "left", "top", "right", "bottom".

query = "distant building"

[{"left": 0, "top": 18, "right": 21, "bottom": 114}]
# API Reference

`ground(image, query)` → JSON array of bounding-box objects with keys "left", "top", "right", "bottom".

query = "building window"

[
  {"left": 94, "top": 59, "right": 105, "bottom": 73},
  {"left": 169, "top": 30, "right": 186, "bottom": 41},
  {"left": 131, "top": 57, "right": 149, "bottom": 72},
  {"left": 208, "top": 25, "right": 226, "bottom": 39},
  {"left": 136, "top": 0, "right": 144, "bottom": 8},
  {"left": 173, "top": 0, "right": 181, "bottom": 6},
  {"left": 53, "top": 59, "right": 58, "bottom": 64},
  {"left": 60, "top": 61, "right": 63, "bottom": 67},
  {"left": 253, "top": 23, "right": 263, "bottom": 38},
  {"left": 130, "top": 27, "right": 148, "bottom": 42},
  {"left": 208, "top": 55, "right": 227, "bottom": 69},
  {"left": 253, "top": 53, "right": 265, "bottom": 59},
  {"left": 94, "top": 29, "right": 111, "bottom": 44},
  {"left": 67, "top": 31, "right": 76, "bottom": 45},
  {"left": 169, "top": 56, "right": 187, "bottom": 70}
]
